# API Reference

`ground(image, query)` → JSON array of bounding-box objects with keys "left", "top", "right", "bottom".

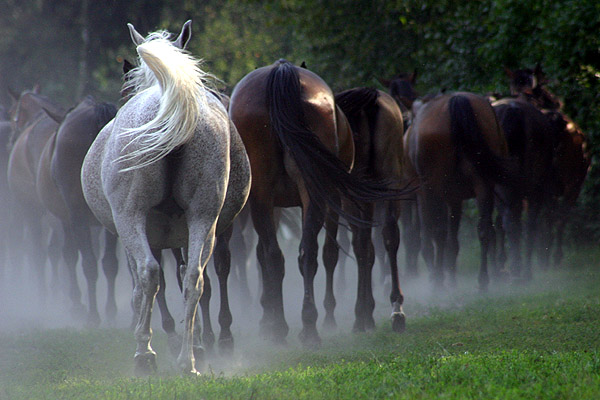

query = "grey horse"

[{"left": 81, "top": 21, "right": 250, "bottom": 375}]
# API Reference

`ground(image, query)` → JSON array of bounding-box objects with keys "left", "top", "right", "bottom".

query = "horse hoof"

[
  {"left": 298, "top": 328, "right": 321, "bottom": 348},
  {"left": 193, "top": 345, "right": 205, "bottom": 366},
  {"left": 322, "top": 316, "right": 337, "bottom": 331},
  {"left": 167, "top": 333, "right": 182, "bottom": 358},
  {"left": 493, "top": 269, "right": 511, "bottom": 282},
  {"left": 134, "top": 351, "right": 157, "bottom": 376},
  {"left": 391, "top": 312, "right": 406, "bottom": 333},
  {"left": 202, "top": 331, "right": 216, "bottom": 354},
  {"left": 86, "top": 312, "right": 101, "bottom": 328},
  {"left": 218, "top": 335, "right": 234, "bottom": 357}
]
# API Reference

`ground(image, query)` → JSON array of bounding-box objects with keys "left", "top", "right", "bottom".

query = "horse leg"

[
  {"left": 382, "top": 200, "right": 405, "bottom": 333},
  {"left": 177, "top": 217, "right": 217, "bottom": 375},
  {"left": 171, "top": 248, "right": 210, "bottom": 360},
  {"left": 213, "top": 225, "right": 235, "bottom": 355},
  {"left": 148, "top": 248, "right": 178, "bottom": 358},
  {"left": 47, "top": 224, "right": 64, "bottom": 295},
  {"left": 474, "top": 184, "right": 495, "bottom": 291},
  {"left": 62, "top": 227, "right": 85, "bottom": 319},
  {"left": 524, "top": 199, "right": 542, "bottom": 282},
  {"left": 113, "top": 217, "right": 160, "bottom": 376},
  {"left": 495, "top": 212, "right": 507, "bottom": 271},
  {"left": 419, "top": 192, "right": 446, "bottom": 288},
  {"left": 553, "top": 207, "right": 567, "bottom": 267},
  {"left": 71, "top": 221, "right": 101, "bottom": 326},
  {"left": 350, "top": 203, "right": 376, "bottom": 333},
  {"left": 102, "top": 230, "right": 119, "bottom": 324},
  {"left": 251, "top": 201, "right": 288, "bottom": 344},
  {"left": 230, "top": 219, "right": 252, "bottom": 304},
  {"left": 445, "top": 201, "right": 462, "bottom": 288},
  {"left": 401, "top": 199, "right": 421, "bottom": 278},
  {"left": 335, "top": 224, "right": 350, "bottom": 293},
  {"left": 297, "top": 199, "right": 325, "bottom": 347},
  {"left": 322, "top": 207, "right": 339, "bottom": 330}
]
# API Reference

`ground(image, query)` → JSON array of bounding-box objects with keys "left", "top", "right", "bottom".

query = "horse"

[
  {"left": 379, "top": 73, "right": 423, "bottom": 279},
  {"left": 503, "top": 67, "right": 590, "bottom": 267},
  {"left": 35, "top": 96, "right": 118, "bottom": 325},
  {"left": 81, "top": 21, "right": 250, "bottom": 375},
  {"left": 333, "top": 87, "right": 406, "bottom": 332},
  {"left": 492, "top": 88, "right": 563, "bottom": 279},
  {"left": 228, "top": 59, "right": 408, "bottom": 347},
  {"left": 406, "top": 92, "right": 517, "bottom": 289},
  {"left": 379, "top": 70, "right": 418, "bottom": 131},
  {"left": 6, "top": 91, "right": 66, "bottom": 299}
]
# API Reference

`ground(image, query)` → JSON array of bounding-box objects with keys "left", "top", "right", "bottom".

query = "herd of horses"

[{"left": 0, "top": 22, "right": 589, "bottom": 375}]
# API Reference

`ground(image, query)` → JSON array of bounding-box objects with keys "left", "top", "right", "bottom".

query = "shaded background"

[{"left": 1, "top": 0, "right": 599, "bottom": 239}]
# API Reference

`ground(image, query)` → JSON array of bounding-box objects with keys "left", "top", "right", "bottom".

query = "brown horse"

[
  {"left": 35, "top": 96, "right": 119, "bottom": 325},
  {"left": 333, "top": 87, "right": 406, "bottom": 332},
  {"left": 379, "top": 71, "right": 418, "bottom": 131},
  {"left": 7, "top": 91, "right": 66, "bottom": 299},
  {"left": 504, "top": 67, "right": 590, "bottom": 267},
  {"left": 407, "top": 92, "right": 517, "bottom": 289},
  {"left": 228, "top": 59, "right": 406, "bottom": 346},
  {"left": 492, "top": 94, "right": 557, "bottom": 279},
  {"left": 380, "top": 73, "right": 424, "bottom": 279}
]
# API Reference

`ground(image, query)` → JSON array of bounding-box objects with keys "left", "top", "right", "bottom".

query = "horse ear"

[
  {"left": 300, "top": 61, "right": 308, "bottom": 69},
  {"left": 32, "top": 84, "right": 40, "bottom": 94},
  {"left": 504, "top": 67, "right": 514, "bottom": 78},
  {"left": 123, "top": 59, "right": 135, "bottom": 75},
  {"left": 410, "top": 69, "right": 418, "bottom": 84},
  {"left": 127, "top": 23, "right": 145, "bottom": 47},
  {"left": 174, "top": 20, "right": 192, "bottom": 49}
]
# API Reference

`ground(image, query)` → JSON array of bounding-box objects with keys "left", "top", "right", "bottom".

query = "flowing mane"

[{"left": 117, "top": 30, "right": 213, "bottom": 171}]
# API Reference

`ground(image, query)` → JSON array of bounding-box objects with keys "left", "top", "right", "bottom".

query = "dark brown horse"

[
  {"left": 333, "top": 87, "right": 406, "bottom": 332},
  {"left": 228, "top": 59, "right": 406, "bottom": 346},
  {"left": 380, "top": 73, "right": 423, "bottom": 279},
  {"left": 379, "top": 71, "right": 418, "bottom": 131},
  {"left": 492, "top": 94, "right": 557, "bottom": 279},
  {"left": 7, "top": 91, "right": 66, "bottom": 298},
  {"left": 407, "top": 92, "right": 516, "bottom": 289},
  {"left": 35, "top": 96, "right": 118, "bottom": 325},
  {"left": 503, "top": 66, "right": 590, "bottom": 267}
]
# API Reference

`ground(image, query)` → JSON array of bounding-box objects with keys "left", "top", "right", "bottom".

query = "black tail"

[
  {"left": 335, "top": 87, "right": 380, "bottom": 175},
  {"left": 266, "top": 60, "right": 408, "bottom": 224},
  {"left": 449, "top": 95, "right": 519, "bottom": 188}
]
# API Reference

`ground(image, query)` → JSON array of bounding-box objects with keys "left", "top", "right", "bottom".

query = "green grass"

[{"left": 0, "top": 246, "right": 599, "bottom": 399}]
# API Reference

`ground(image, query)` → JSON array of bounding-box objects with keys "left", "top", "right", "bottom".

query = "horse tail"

[
  {"left": 118, "top": 35, "right": 210, "bottom": 171},
  {"left": 449, "top": 95, "right": 518, "bottom": 187},
  {"left": 266, "top": 60, "right": 407, "bottom": 224},
  {"left": 335, "top": 87, "right": 380, "bottom": 175}
]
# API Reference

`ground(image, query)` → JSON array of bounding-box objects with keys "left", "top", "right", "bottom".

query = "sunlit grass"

[{"left": 0, "top": 245, "right": 598, "bottom": 399}]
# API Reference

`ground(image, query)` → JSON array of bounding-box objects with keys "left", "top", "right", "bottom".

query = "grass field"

[{"left": 0, "top": 245, "right": 599, "bottom": 399}]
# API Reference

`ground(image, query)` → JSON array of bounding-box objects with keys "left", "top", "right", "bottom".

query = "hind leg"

[
  {"left": 445, "top": 201, "right": 462, "bottom": 288},
  {"left": 298, "top": 200, "right": 325, "bottom": 347},
  {"left": 322, "top": 207, "right": 340, "bottom": 330},
  {"left": 474, "top": 183, "right": 496, "bottom": 291},
  {"left": 401, "top": 199, "right": 421, "bottom": 278},
  {"left": 251, "top": 200, "right": 289, "bottom": 344},
  {"left": 114, "top": 217, "right": 160, "bottom": 376},
  {"left": 382, "top": 200, "right": 405, "bottom": 332},
  {"left": 213, "top": 225, "right": 235, "bottom": 355},
  {"left": 349, "top": 203, "right": 376, "bottom": 333},
  {"left": 151, "top": 248, "right": 179, "bottom": 358},
  {"left": 102, "top": 230, "right": 119, "bottom": 324},
  {"left": 419, "top": 192, "right": 447, "bottom": 288}
]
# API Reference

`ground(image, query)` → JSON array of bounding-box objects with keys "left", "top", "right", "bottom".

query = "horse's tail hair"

[
  {"left": 449, "top": 95, "right": 519, "bottom": 188},
  {"left": 117, "top": 35, "right": 210, "bottom": 171},
  {"left": 266, "top": 60, "right": 409, "bottom": 225}
]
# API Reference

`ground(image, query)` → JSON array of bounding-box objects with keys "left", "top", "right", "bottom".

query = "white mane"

[{"left": 117, "top": 30, "right": 214, "bottom": 171}]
